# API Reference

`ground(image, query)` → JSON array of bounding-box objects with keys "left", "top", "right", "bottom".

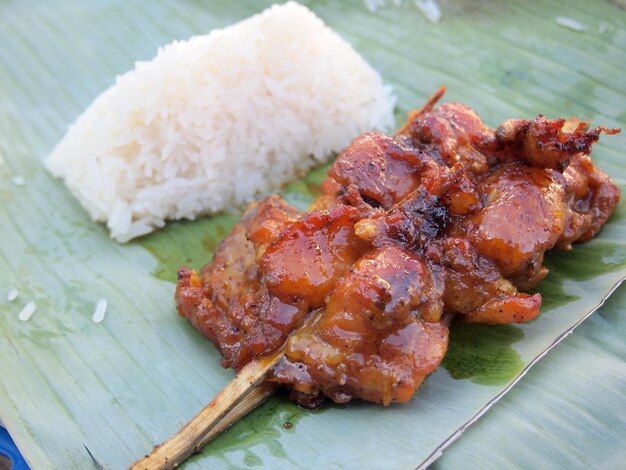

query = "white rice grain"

[
  {"left": 12, "top": 176, "right": 26, "bottom": 186},
  {"left": 414, "top": 0, "right": 442, "bottom": 24},
  {"left": 7, "top": 288, "right": 19, "bottom": 302},
  {"left": 363, "top": 0, "right": 387, "bottom": 12},
  {"left": 18, "top": 302, "right": 36, "bottom": 322},
  {"left": 46, "top": 2, "right": 396, "bottom": 242},
  {"left": 92, "top": 298, "right": 108, "bottom": 323},
  {"left": 555, "top": 16, "right": 585, "bottom": 32}
]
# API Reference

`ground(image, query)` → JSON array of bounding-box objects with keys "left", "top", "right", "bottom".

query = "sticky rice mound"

[{"left": 46, "top": 2, "right": 395, "bottom": 242}]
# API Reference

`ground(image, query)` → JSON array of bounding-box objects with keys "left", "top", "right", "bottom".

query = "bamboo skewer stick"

[
  {"left": 202, "top": 381, "right": 278, "bottom": 442},
  {"left": 129, "top": 356, "right": 280, "bottom": 470},
  {"left": 396, "top": 85, "right": 446, "bottom": 136},
  {"left": 131, "top": 309, "right": 323, "bottom": 470}
]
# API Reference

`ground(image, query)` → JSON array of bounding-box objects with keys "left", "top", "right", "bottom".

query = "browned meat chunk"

[
  {"left": 406, "top": 101, "right": 496, "bottom": 174},
  {"left": 428, "top": 238, "right": 542, "bottom": 324},
  {"left": 262, "top": 204, "right": 370, "bottom": 309},
  {"left": 322, "top": 132, "right": 427, "bottom": 209},
  {"left": 495, "top": 116, "right": 619, "bottom": 170},
  {"left": 176, "top": 196, "right": 305, "bottom": 369},
  {"left": 465, "top": 165, "right": 567, "bottom": 281},
  {"left": 558, "top": 154, "right": 621, "bottom": 248}
]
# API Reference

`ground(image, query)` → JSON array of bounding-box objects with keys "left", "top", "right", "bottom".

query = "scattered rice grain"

[
  {"left": 12, "top": 176, "right": 25, "bottom": 186},
  {"left": 7, "top": 288, "right": 19, "bottom": 302},
  {"left": 363, "top": 0, "right": 386, "bottom": 12},
  {"left": 414, "top": 0, "right": 442, "bottom": 23},
  {"left": 18, "top": 302, "right": 36, "bottom": 322},
  {"left": 555, "top": 16, "right": 585, "bottom": 32},
  {"left": 92, "top": 298, "right": 108, "bottom": 323}
]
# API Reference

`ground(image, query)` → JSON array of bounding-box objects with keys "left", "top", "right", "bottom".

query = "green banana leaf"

[
  {"left": 435, "top": 283, "right": 626, "bottom": 469},
  {"left": 0, "top": 0, "right": 624, "bottom": 469}
]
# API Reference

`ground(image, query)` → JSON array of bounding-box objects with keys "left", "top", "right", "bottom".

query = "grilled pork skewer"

[{"left": 133, "top": 88, "right": 620, "bottom": 469}]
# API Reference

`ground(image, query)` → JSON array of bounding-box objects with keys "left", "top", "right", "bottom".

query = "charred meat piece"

[
  {"left": 405, "top": 101, "right": 496, "bottom": 174},
  {"left": 354, "top": 186, "right": 450, "bottom": 251},
  {"left": 495, "top": 116, "right": 619, "bottom": 170},
  {"left": 322, "top": 132, "right": 429, "bottom": 209},
  {"left": 427, "top": 238, "right": 542, "bottom": 324}
]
